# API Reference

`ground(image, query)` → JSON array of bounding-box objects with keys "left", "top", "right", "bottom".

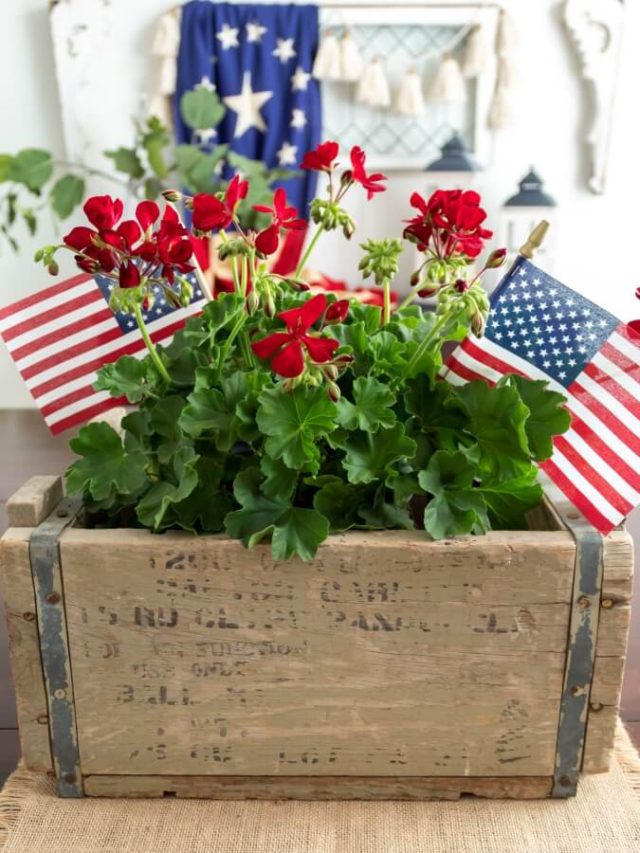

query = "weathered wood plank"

[
  {"left": 583, "top": 528, "right": 634, "bottom": 773},
  {"left": 60, "top": 528, "right": 576, "bottom": 779},
  {"left": 0, "top": 529, "right": 51, "bottom": 771},
  {"left": 6, "top": 476, "right": 62, "bottom": 527},
  {"left": 82, "top": 773, "right": 553, "bottom": 800}
]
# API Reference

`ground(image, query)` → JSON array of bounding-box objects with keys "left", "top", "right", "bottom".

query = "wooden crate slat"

[{"left": 6, "top": 476, "right": 63, "bottom": 527}]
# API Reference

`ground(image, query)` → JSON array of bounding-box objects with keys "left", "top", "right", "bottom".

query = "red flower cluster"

[
  {"left": 300, "top": 140, "right": 387, "bottom": 200},
  {"left": 253, "top": 188, "right": 306, "bottom": 256},
  {"left": 191, "top": 175, "right": 248, "bottom": 234},
  {"left": 404, "top": 189, "right": 492, "bottom": 258},
  {"left": 252, "top": 293, "right": 341, "bottom": 377},
  {"left": 63, "top": 195, "right": 194, "bottom": 287}
]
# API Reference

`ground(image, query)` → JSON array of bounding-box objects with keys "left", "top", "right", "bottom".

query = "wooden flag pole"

[{"left": 520, "top": 219, "right": 550, "bottom": 260}]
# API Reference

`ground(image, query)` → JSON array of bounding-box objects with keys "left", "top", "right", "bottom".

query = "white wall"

[{"left": 1, "top": 0, "right": 640, "bottom": 408}]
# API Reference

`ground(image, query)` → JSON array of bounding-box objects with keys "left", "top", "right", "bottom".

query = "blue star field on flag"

[{"left": 175, "top": 1, "right": 322, "bottom": 216}]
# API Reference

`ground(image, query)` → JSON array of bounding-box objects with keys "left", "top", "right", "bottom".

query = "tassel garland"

[
  {"left": 340, "top": 31, "right": 364, "bottom": 82},
  {"left": 395, "top": 68, "right": 424, "bottom": 116},
  {"left": 427, "top": 53, "right": 467, "bottom": 104},
  {"left": 313, "top": 32, "right": 341, "bottom": 80},
  {"left": 461, "top": 25, "right": 488, "bottom": 78},
  {"left": 488, "top": 10, "right": 519, "bottom": 129},
  {"left": 356, "top": 57, "right": 390, "bottom": 108}
]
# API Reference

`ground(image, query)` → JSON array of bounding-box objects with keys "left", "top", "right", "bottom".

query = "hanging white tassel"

[
  {"left": 356, "top": 57, "right": 390, "bottom": 108},
  {"left": 488, "top": 81, "right": 516, "bottom": 129},
  {"left": 488, "top": 11, "right": 519, "bottom": 129},
  {"left": 395, "top": 68, "right": 424, "bottom": 116},
  {"left": 368, "top": 57, "right": 391, "bottom": 108},
  {"left": 427, "top": 53, "right": 467, "bottom": 104},
  {"left": 148, "top": 8, "right": 181, "bottom": 126},
  {"left": 313, "top": 32, "right": 341, "bottom": 81},
  {"left": 339, "top": 31, "right": 364, "bottom": 82},
  {"left": 461, "top": 25, "right": 488, "bottom": 78}
]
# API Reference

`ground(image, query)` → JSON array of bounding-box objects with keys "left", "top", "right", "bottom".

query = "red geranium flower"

[
  {"left": 252, "top": 293, "right": 339, "bottom": 377},
  {"left": 83, "top": 195, "right": 123, "bottom": 231},
  {"left": 349, "top": 146, "right": 387, "bottom": 200},
  {"left": 192, "top": 175, "right": 249, "bottom": 233},
  {"left": 119, "top": 261, "right": 141, "bottom": 289},
  {"left": 254, "top": 188, "right": 306, "bottom": 256},
  {"left": 325, "top": 298, "right": 350, "bottom": 323},
  {"left": 301, "top": 140, "right": 339, "bottom": 172},
  {"left": 134, "top": 206, "right": 194, "bottom": 284},
  {"left": 404, "top": 189, "right": 492, "bottom": 258}
]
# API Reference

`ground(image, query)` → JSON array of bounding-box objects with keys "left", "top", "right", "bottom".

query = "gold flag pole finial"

[{"left": 519, "top": 220, "right": 550, "bottom": 260}]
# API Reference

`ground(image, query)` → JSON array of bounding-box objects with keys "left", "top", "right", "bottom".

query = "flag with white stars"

[
  {"left": 0, "top": 272, "right": 205, "bottom": 435},
  {"left": 175, "top": 2, "right": 321, "bottom": 218},
  {"left": 444, "top": 256, "right": 640, "bottom": 534}
]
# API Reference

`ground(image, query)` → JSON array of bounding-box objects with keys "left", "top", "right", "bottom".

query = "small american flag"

[
  {"left": 0, "top": 272, "right": 206, "bottom": 434},
  {"left": 444, "top": 256, "right": 640, "bottom": 534}
]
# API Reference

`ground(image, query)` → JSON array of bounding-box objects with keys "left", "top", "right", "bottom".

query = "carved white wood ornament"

[{"left": 564, "top": 0, "right": 625, "bottom": 194}]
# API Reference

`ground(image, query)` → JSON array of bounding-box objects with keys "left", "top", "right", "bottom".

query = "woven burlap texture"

[{"left": 1, "top": 725, "right": 639, "bottom": 853}]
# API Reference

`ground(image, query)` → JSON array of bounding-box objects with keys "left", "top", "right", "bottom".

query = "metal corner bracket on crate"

[
  {"left": 27, "top": 486, "right": 607, "bottom": 799},
  {"left": 540, "top": 474, "right": 605, "bottom": 798},
  {"left": 29, "top": 495, "right": 84, "bottom": 797}
]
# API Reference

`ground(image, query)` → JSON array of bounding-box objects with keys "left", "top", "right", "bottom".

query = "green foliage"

[
  {"left": 63, "top": 279, "right": 571, "bottom": 560},
  {"left": 0, "top": 86, "right": 281, "bottom": 250},
  {"left": 50, "top": 174, "right": 86, "bottom": 219},
  {"left": 180, "top": 87, "right": 226, "bottom": 130}
]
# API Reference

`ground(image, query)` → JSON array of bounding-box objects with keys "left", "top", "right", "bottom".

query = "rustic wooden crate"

[{"left": 0, "top": 475, "right": 633, "bottom": 800}]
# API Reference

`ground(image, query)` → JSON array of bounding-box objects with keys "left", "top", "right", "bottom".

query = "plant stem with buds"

[
  {"left": 134, "top": 301, "right": 172, "bottom": 384},
  {"left": 294, "top": 225, "right": 324, "bottom": 279}
]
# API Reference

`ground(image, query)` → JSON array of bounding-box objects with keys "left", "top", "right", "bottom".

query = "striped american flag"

[
  {"left": 443, "top": 256, "right": 640, "bottom": 535},
  {"left": 0, "top": 272, "right": 206, "bottom": 434}
]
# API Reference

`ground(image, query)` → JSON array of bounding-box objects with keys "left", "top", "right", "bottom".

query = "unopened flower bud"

[
  {"left": 265, "top": 293, "right": 276, "bottom": 318},
  {"left": 326, "top": 381, "right": 341, "bottom": 402},
  {"left": 334, "top": 353, "right": 354, "bottom": 367},
  {"left": 325, "top": 298, "right": 350, "bottom": 324},
  {"left": 323, "top": 363, "right": 339, "bottom": 381},
  {"left": 410, "top": 271, "right": 421, "bottom": 287},
  {"left": 247, "top": 289, "right": 260, "bottom": 314},
  {"left": 486, "top": 247, "right": 508, "bottom": 269},
  {"left": 47, "top": 260, "right": 59, "bottom": 276},
  {"left": 471, "top": 310, "right": 485, "bottom": 337},
  {"left": 162, "top": 189, "right": 183, "bottom": 203},
  {"left": 342, "top": 217, "right": 356, "bottom": 240},
  {"left": 454, "top": 279, "right": 470, "bottom": 294},
  {"left": 142, "top": 295, "right": 153, "bottom": 312},
  {"left": 635, "top": 286, "right": 640, "bottom": 301},
  {"left": 417, "top": 284, "right": 440, "bottom": 298},
  {"left": 340, "top": 169, "right": 353, "bottom": 188}
]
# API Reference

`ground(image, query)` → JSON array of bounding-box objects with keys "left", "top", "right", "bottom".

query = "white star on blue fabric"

[
  {"left": 217, "top": 23, "right": 239, "bottom": 50},
  {"left": 223, "top": 72, "right": 273, "bottom": 137},
  {"left": 246, "top": 21, "right": 268, "bottom": 43},
  {"left": 290, "top": 65, "right": 311, "bottom": 91},
  {"left": 197, "top": 76, "right": 215, "bottom": 91},
  {"left": 277, "top": 141, "right": 298, "bottom": 166},
  {"left": 273, "top": 38, "right": 296, "bottom": 63},
  {"left": 290, "top": 108, "right": 307, "bottom": 129}
]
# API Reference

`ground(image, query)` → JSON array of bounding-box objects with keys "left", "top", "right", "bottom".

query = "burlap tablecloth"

[{"left": 1, "top": 725, "right": 639, "bottom": 853}]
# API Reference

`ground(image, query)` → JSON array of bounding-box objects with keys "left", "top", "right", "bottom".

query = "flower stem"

[
  {"left": 382, "top": 278, "right": 391, "bottom": 325},
  {"left": 402, "top": 311, "right": 450, "bottom": 378},
  {"left": 294, "top": 224, "right": 325, "bottom": 279},
  {"left": 133, "top": 301, "right": 171, "bottom": 383}
]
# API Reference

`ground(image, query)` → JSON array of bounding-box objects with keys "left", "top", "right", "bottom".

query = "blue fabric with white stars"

[
  {"left": 95, "top": 273, "right": 204, "bottom": 334},
  {"left": 175, "top": 1, "right": 321, "bottom": 216},
  {"left": 485, "top": 257, "right": 619, "bottom": 388}
]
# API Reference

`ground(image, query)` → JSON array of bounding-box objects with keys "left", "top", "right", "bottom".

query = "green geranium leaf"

[
  {"left": 180, "top": 371, "right": 248, "bottom": 450},
  {"left": 173, "top": 457, "right": 230, "bottom": 532},
  {"left": 337, "top": 376, "right": 396, "bottom": 433},
  {"left": 333, "top": 424, "right": 417, "bottom": 485},
  {"left": 225, "top": 468, "right": 329, "bottom": 561},
  {"left": 104, "top": 147, "right": 144, "bottom": 179},
  {"left": 358, "top": 498, "right": 414, "bottom": 530},
  {"left": 122, "top": 410, "right": 152, "bottom": 454},
  {"left": 504, "top": 375, "right": 571, "bottom": 461},
  {"left": 260, "top": 455, "right": 298, "bottom": 503},
  {"left": 136, "top": 446, "right": 199, "bottom": 530},
  {"left": 452, "top": 380, "right": 532, "bottom": 480},
  {"left": 257, "top": 385, "right": 336, "bottom": 474},
  {"left": 313, "top": 481, "right": 366, "bottom": 531},
  {"left": 8, "top": 149, "right": 53, "bottom": 191},
  {"left": 66, "top": 422, "right": 147, "bottom": 505},
  {"left": 50, "top": 174, "right": 85, "bottom": 219},
  {"left": 405, "top": 376, "right": 466, "bottom": 452},
  {"left": 419, "top": 450, "right": 489, "bottom": 539},
  {"left": 479, "top": 469, "right": 543, "bottom": 529},
  {"left": 271, "top": 508, "right": 329, "bottom": 561},
  {"left": 95, "top": 355, "right": 155, "bottom": 403},
  {"left": 180, "top": 87, "right": 226, "bottom": 130},
  {"left": 369, "top": 331, "right": 407, "bottom": 377}
]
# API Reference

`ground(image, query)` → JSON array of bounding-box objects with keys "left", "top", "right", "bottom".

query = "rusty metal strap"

[
  {"left": 29, "top": 495, "right": 84, "bottom": 798},
  {"left": 540, "top": 474, "right": 604, "bottom": 798}
]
